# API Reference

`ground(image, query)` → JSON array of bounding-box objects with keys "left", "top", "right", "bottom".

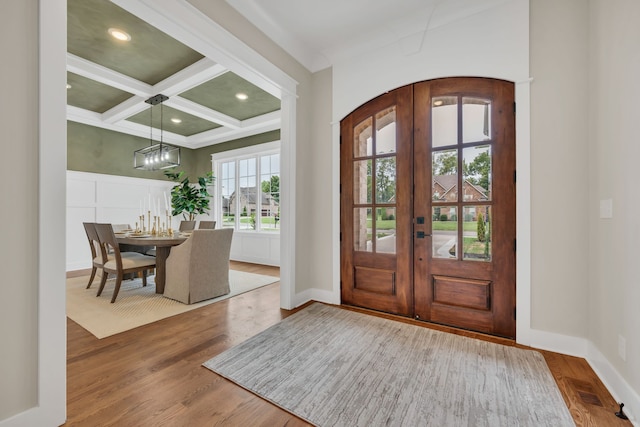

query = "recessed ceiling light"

[
  {"left": 235, "top": 93, "right": 248, "bottom": 101},
  {"left": 433, "top": 100, "right": 443, "bottom": 106},
  {"left": 108, "top": 28, "right": 131, "bottom": 42},
  {"left": 171, "top": 118, "right": 182, "bottom": 124}
]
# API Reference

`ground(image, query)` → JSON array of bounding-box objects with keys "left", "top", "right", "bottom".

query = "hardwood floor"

[{"left": 65, "top": 262, "right": 631, "bottom": 426}]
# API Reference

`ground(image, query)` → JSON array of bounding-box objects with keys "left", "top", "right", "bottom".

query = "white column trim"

[
  {"left": 280, "top": 92, "right": 297, "bottom": 309},
  {"left": 2, "top": 0, "right": 68, "bottom": 425}
]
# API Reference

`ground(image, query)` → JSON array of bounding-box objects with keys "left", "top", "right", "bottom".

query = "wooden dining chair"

[
  {"left": 197, "top": 220, "right": 216, "bottom": 229},
  {"left": 179, "top": 220, "right": 196, "bottom": 232},
  {"left": 82, "top": 222, "right": 110, "bottom": 289},
  {"left": 94, "top": 223, "right": 157, "bottom": 303}
]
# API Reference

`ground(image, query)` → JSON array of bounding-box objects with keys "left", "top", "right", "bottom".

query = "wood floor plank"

[{"left": 65, "top": 262, "right": 631, "bottom": 426}]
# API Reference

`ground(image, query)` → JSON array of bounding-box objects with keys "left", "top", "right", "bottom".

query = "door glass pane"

[
  {"left": 260, "top": 154, "right": 280, "bottom": 232},
  {"left": 463, "top": 145, "right": 491, "bottom": 201},
  {"left": 432, "top": 96, "right": 458, "bottom": 148},
  {"left": 463, "top": 205, "right": 491, "bottom": 261},
  {"left": 220, "top": 161, "right": 235, "bottom": 229},
  {"left": 463, "top": 97, "right": 491, "bottom": 143},
  {"left": 375, "top": 207, "right": 396, "bottom": 254},
  {"left": 354, "top": 207, "right": 372, "bottom": 252},
  {"left": 354, "top": 117, "right": 373, "bottom": 158},
  {"left": 238, "top": 158, "right": 256, "bottom": 230},
  {"left": 375, "top": 157, "right": 396, "bottom": 204},
  {"left": 354, "top": 160, "right": 372, "bottom": 204},
  {"left": 375, "top": 107, "right": 396, "bottom": 154},
  {"left": 432, "top": 206, "right": 457, "bottom": 259},
  {"left": 432, "top": 149, "right": 458, "bottom": 201}
]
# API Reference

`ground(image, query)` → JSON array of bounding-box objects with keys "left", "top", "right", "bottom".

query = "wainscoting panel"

[
  {"left": 230, "top": 231, "right": 281, "bottom": 266},
  {"left": 67, "top": 171, "right": 176, "bottom": 271},
  {"left": 67, "top": 206, "right": 96, "bottom": 271}
]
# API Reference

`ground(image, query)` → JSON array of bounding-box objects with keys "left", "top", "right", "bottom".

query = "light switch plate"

[{"left": 600, "top": 199, "right": 613, "bottom": 218}]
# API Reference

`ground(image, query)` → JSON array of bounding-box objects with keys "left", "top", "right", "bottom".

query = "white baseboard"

[
  {"left": 67, "top": 261, "right": 91, "bottom": 272},
  {"left": 525, "top": 328, "right": 638, "bottom": 425},
  {"left": 586, "top": 342, "right": 639, "bottom": 425},
  {"left": 0, "top": 406, "right": 65, "bottom": 427},
  {"left": 526, "top": 328, "right": 589, "bottom": 358},
  {"left": 230, "top": 255, "right": 279, "bottom": 267},
  {"left": 293, "top": 287, "right": 339, "bottom": 308}
]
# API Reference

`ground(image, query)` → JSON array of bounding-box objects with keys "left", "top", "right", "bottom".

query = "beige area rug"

[
  {"left": 204, "top": 303, "right": 575, "bottom": 427},
  {"left": 67, "top": 270, "right": 279, "bottom": 339}
]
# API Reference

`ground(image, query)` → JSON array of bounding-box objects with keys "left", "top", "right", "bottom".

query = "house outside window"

[{"left": 215, "top": 142, "right": 280, "bottom": 233}]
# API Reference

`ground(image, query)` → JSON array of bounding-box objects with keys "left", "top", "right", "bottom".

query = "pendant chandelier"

[{"left": 133, "top": 94, "right": 181, "bottom": 170}]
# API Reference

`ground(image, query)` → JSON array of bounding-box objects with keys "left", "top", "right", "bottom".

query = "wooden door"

[
  {"left": 340, "top": 86, "right": 414, "bottom": 316},
  {"left": 341, "top": 77, "right": 516, "bottom": 338},
  {"left": 413, "top": 78, "right": 516, "bottom": 338}
]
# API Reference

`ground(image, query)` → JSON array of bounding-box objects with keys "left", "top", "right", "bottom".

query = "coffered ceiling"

[{"left": 67, "top": 0, "right": 281, "bottom": 149}]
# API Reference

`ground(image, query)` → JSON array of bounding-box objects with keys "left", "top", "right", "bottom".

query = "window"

[{"left": 215, "top": 142, "right": 280, "bottom": 233}]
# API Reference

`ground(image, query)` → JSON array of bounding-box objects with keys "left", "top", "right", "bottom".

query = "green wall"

[
  {"left": 192, "top": 130, "right": 280, "bottom": 178},
  {"left": 67, "top": 121, "right": 280, "bottom": 181}
]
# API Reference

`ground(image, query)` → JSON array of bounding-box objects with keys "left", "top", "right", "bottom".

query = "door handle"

[{"left": 416, "top": 231, "right": 431, "bottom": 239}]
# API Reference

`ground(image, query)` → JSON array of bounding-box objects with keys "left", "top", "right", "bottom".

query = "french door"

[{"left": 341, "top": 77, "right": 516, "bottom": 338}]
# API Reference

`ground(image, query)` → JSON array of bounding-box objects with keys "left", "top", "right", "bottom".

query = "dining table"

[{"left": 115, "top": 233, "right": 188, "bottom": 294}]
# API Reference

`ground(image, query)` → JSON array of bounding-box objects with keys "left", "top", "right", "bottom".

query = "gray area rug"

[{"left": 204, "top": 303, "right": 575, "bottom": 426}]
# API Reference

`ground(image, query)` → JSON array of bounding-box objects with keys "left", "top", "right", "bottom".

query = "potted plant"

[{"left": 165, "top": 170, "right": 215, "bottom": 221}]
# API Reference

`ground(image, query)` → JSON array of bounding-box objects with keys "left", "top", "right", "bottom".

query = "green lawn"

[
  {"left": 363, "top": 219, "right": 484, "bottom": 232},
  {"left": 366, "top": 219, "right": 396, "bottom": 230},
  {"left": 462, "top": 236, "right": 490, "bottom": 258},
  {"left": 433, "top": 221, "right": 480, "bottom": 232}
]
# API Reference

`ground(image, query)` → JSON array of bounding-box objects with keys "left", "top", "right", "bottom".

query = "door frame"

[{"left": 332, "top": 79, "right": 533, "bottom": 345}]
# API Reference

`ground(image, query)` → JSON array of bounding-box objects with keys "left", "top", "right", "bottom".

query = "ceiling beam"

[
  {"left": 188, "top": 111, "right": 281, "bottom": 147},
  {"left": 166, "top": 96, "right": 242, "bottom": 129},
  {"left": 102, "top": 95, "right": 147, "bottom": 124},
  {"left": 67, "top": 53, "right": 151, "bottom": 96},
  {"left": 153, "top": 58, "right": 227, "bottom": 96}
]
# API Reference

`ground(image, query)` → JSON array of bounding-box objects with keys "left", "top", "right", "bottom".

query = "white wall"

[
  {"left": 588, "top": 0, "right": 640, "bottom": 419},
  {"left": 332, "top": 0, "right": 529, "bottom": 121},
  {"left": 0, "top": 1, "right": 39, "bottom": 419},
  {"left": 0, "top": 0, "right": 67, "bottom": 425},
  {"left": 530, "top": 1, "right": 590, "bottom": 339}
]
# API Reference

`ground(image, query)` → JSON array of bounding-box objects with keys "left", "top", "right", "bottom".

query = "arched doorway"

[{"left": 340, "top": 77, "right": 516, "bottom": 338}]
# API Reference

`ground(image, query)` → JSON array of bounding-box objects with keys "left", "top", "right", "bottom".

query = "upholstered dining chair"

[
  {"left": 163, "top": 229, "right": 234, "bottom": 304},
  {"left": 197, "top": 220, "right": 216, "bottom": 229},
  {"left": 112, "top": 223, "right": 132, "bottom": 232},
  {"left": 179, "top": 220, "right": 196, "bottom": 232},
  {"left": 94, "top": 223, "right": 157, "bottom": 303},
  {"left": 82, "top": 222, "right": 110, "bottom": 289}
]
